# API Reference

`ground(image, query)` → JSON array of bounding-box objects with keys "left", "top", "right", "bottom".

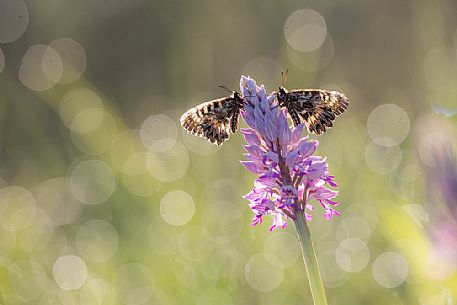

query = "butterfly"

[
  {"left": 180, "top": 86, "right": 244, "bottom": 145},
  {"left": 276, "top": 71, "right": 349, "bottom": 135}
]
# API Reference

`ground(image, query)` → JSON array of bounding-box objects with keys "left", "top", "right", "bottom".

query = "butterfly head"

[
  {"left": 277, "top": 86, "right": 288, "bottom": 106},
  {"left": 219, "top": 85, "right": 243, "bottom": 106},
  {"left": 232, "top": 90, "right": 241, "bottom": 100},
  {"left": 231, "top": 91, "right": 246, "bottom": 109}
]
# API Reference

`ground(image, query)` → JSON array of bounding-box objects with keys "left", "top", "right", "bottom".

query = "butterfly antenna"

[
  {"left": 218, "top": 85, "right": 235, "bottom": 94},
  {"left": 241, "top": 93, "right": 258, "bottom": 107},
  {"left": 281, "top": 69, "right": 289, "bottom": 87}
]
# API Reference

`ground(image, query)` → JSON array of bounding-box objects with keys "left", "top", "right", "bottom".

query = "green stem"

[{"left": 293, "top": 210, "right": 328, "bottom": 305}]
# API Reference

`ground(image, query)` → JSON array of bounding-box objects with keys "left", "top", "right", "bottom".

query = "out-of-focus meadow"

[{"left": 0, "top": 0, "right": 456, "bottom": 304}]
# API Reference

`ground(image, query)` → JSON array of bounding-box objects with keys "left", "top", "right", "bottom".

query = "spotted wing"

[
  {"left": 180, "top": 96, "right": 242, "bottom": 145},
  {"left": 285, "top": 89, "right": 349, "bottom": 134}
]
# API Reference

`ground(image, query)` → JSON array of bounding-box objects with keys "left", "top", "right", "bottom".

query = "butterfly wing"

[
  {"left": 180, "top": 96, "right": 242, "bottom": 145},
  {"left": 285, "top": 89, "right": 349, "bottom": 134}
]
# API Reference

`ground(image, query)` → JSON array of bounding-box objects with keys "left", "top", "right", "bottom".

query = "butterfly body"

[
  {"left": 277, "top": 86, "right": 349, "bottom": 134},
  {"left": 180, "top": 91, "right": 244, "bottom": 145}
]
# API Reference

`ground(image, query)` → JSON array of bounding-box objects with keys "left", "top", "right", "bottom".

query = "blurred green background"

[{"left": 0, "top": 0, "right": 457, "bottom": 304}]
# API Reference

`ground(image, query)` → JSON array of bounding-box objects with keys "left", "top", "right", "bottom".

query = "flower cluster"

[{"left": 240, "top": 76, "right": 340, "bottom": 231}]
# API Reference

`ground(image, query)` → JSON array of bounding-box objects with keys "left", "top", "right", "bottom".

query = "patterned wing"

[
  {"left": 285, "top": 89, "right": 349, "bottom": 134},
  {"left": 180, "top": 96, "right": 242, "bottom": 145}
]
